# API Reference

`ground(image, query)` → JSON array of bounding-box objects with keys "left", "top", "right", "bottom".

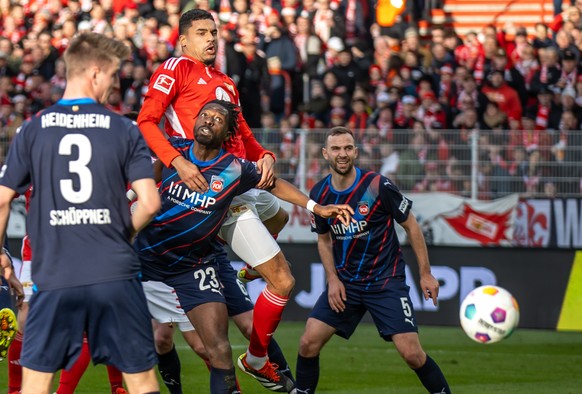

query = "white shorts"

[
  {"left": 17, "top": 260, "right": 34, "bottom": 303},
  {"left": 142, "top": 281, "right": 194, "bottom": 332},
  {"left": 219, "top": 189, "right": 281, "bottom": 268}
]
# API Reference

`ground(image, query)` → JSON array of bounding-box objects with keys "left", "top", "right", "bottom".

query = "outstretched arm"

[
  {"left": 399, "top": 212, "right": 439, "bottom": 306},
  {"left": 317, "top": 232, "right": 346, "bottom": 313},
  {"left": 268, "top": 177, "right": 354, "bottom": 226},
  {"left": 0, "top": 186, "right": 24, "bottom": 304}
]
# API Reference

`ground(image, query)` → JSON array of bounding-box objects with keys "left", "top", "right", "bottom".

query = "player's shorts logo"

[
  {"left": 357, "top": 201, "right": 369, "bottom": 216},
  {"left": 153, "top": 74, "right": 175, "bottom": 95},
  {"left": 210, "top": 175, "right": 224, "bottom": 192},
  {"left": 215, "top": 87, "right": 232, "bottom": 102}
]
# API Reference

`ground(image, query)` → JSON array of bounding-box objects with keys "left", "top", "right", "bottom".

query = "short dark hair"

[
  {"left": 325, "top": 126, "right": 354, "bottom": 145},
  {"left": 179, "top": 9, "right": 214, "bottom": 35},
  {"left": 200, "top": 100, "right": 241, "bottom": 135}
]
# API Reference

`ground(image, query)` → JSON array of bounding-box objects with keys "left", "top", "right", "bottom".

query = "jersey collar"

[
  {"left": 328, "top": 167, "right": 361, "bottom": 195},
  {"left": 57, "top": 98, "right": 97, "bottom": 105},
  {"left": 189, "top": 144, "right": 224, "bottom": 166}
]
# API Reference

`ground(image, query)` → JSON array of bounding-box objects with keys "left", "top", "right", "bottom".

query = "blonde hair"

[{"left": 64, "top": 32, "right": 130, "bottom": 78}]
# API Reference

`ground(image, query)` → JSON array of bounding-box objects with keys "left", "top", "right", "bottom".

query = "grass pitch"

[{"left": 2, "top": 322, "right": 581, "bottom": 393}]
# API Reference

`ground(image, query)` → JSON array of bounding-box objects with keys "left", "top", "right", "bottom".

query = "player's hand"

[
  {"left": 314, "top": 204, "right": 355, "bottom": 227},
  {"left": 420, "top": 273, "right": 439, "bottom": 306},
  {"left": 0, "top": 253, "right": 12, "bottom": 280},
  {"left": 172, "top": 156, "right": 209, "bottom": 193},
  {"left": 327, "top": 276, "right": 346, "bottom": 313},
  {"left": 256, "top": 154, "right": 276, "bottom": 189},
  {"left": 7, "top": 274, "right": 24, "bottom": 308}
]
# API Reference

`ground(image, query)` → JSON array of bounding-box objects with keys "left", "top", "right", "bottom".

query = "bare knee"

[
  {"left": 299, "top": 332, "right": 323, "bottom": 358},
  {"left": 400, "top": 348, "right": 426, "bottom": 369},
  {"left": 154, "top": 325, "right": 174, "bottom": 354},
  {"left": 205, "top": 339, "right": 233, "bottom": 368}
]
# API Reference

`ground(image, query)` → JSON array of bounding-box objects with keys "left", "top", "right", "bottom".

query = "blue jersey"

[
  {"left": 135, "top": 138, "right": 261, "bottom": 275},
  {"left": 310, "top": 167, "right": 412, "bottom": 291},
  {"left": 0, "top": 99, "right": 154, "bottom": 291}
]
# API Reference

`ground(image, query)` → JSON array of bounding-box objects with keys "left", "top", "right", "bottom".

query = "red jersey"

[
  {"left": 138, "top": 55, "right": 273, "bottom": 167},
  {"left": 21, "top": 187, "right": 32, "bottom": 262}
]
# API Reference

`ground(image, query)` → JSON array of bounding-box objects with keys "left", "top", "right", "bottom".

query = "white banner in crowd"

[
  {"left": 398, "top": 193, "right": 519, "bottom": 246},
  {"left": 278, "top": 193, "right": 520, "bottom": 246}
]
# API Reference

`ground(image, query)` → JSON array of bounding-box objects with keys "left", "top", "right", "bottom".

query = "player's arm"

[
  {"left": 0, "top": 186, "right": 24, "bottom": 304},
  {"left": 317, "top": 232, "right": 346, "bottom": 313},
  {"left": 399, "top": 212, "right": 439, "bottom": 306},
  {"left": 267, "top": 177, "right": 354, "bottom": 226},
  {"left": 137, "top": 66, "right": 209, "bottom": 192},
  {"left": 129, "top": 178, "right": 161, "bottom": 239}
]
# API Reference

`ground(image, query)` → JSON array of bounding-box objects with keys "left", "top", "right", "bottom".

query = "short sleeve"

[
  {"left": 238, "top": 158, "right": 261, "bottom": 194},
  {"left": 378, "top": 176, "right": 412, "bottom": 223},
  {"left": 125, "top": 121, "right": 155, "bottom": 183},
  {"left": 309, "top": 186, "right": 330, "bottom": 234}
]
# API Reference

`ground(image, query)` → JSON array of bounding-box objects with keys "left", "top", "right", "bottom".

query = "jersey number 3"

[{"left": 59, "top": 134, "right": 93, "bottom": 204}]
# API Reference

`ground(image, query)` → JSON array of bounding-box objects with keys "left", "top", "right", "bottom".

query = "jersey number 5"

[{"left": 59, "top": 134, "right": 93, "bottom": 204}]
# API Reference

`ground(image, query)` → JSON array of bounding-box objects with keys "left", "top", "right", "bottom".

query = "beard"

[{"left": 329, "top": 158, "right": 354, "bottom": 175}]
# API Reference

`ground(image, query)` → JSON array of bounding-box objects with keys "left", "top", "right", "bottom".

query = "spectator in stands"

[
  {"left": 531, "top": 86, "right": 562, "bottom": 130},
  {"left": 514, "top": 43, "right": 540, "bottom": 91},
  {"left": 491, "top": 48, "right": 528, "bottom": 108},
  {"left": 397, "top": 130, "right": 427, "bottom": 191},
  {"left": 312, "top": 0, "right": 345, "bottom": 43},
  {"left": 533, "top": 23, "right": 554, "bottom": 49},
  {"left": 329, "top": 48, "right": 362, "bottom": 98},
  {"left": 482, "top": 69, "right": 522, "bottom": 122},
  {"left": 531, "top": 46, "right": 562, "bottom": 94},
  {"left": 510, "top": 110, "right": 553, "bottom": 161}
]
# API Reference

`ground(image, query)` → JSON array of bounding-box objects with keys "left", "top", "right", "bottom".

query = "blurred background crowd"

[{"left": 1, "top": 0, "right": 582, "bottom": 199}]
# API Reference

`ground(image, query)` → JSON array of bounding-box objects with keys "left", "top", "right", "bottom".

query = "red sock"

[
  {"left": 7, "top": 332, "right": 23, "bottom": 392},
  {"left": 248, "top": 288, "right": 288, "bottom": 358},
  {"left": 57, "top": 338, "right": 91, "bottom": 394},
  {"left": 106, "top": 365, "right": 124, "bottom": 392}
]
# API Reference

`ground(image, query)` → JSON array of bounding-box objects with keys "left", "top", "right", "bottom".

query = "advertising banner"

[{"left": 230, "top": 245, "right": 581, "bottom": 330}]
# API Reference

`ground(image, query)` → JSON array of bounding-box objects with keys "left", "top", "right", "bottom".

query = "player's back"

[{"left": 11, "top": 99, "right": 153, "bottom": 291}]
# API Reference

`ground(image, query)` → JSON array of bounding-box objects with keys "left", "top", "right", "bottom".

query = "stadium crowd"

[{"left": 1, "top": 0, "right": 582, "bottom": 198}]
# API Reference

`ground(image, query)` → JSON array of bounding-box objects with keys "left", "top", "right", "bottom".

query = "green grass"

[{"left": 3, "top": 323, "right": 582, "bottom": 393}]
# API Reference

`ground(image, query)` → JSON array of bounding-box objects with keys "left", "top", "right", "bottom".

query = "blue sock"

[
  {"left": 413, "top": 354, "right": 451, "bottom": 393},
  {"left": 157, "top": 345, "right": 182, "bottom": 394},
  {"left": 296, "top": 354, "right": 319, "bottom": 393},
  {"left": 268, "top": 338, "right": 295, "bottom": 383},
  {"left": 210, "top": 367, "right": 240, "bottom": 394}
]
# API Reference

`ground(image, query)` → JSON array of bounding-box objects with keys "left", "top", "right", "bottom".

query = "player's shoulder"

[{"left": 158, "top": 56, "right": 195, "bottom": 73}]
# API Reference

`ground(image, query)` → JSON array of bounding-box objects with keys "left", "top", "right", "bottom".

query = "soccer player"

[
  {"left": 136, "top": 100, "right": 353, "bottom": 393},
  {"left": 0, "top": 33, "right": 161, "bottom": 394},
  {"left": 137, "top": 8, "right": 300, "bottom": 391},
  {"left": 146, "top": 251, "right": 295, "bottom": 394},
  {"left": 295, "top": 127, "right": 451, "bottom": 394},
  {"left": 7, "top": 189, "right": 128, "bottom": 394}
]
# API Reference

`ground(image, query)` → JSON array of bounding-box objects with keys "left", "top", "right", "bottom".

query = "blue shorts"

[
  {"left": 219, "top": 260, "right": 254, "bottom": 317},
  {"left": 309, "top": 277, "right": 418, "bottom": 341},
  {"left": 142, "top": 261, "right": 226, "bottom": 313},
  {"left": 21, "top": 278, "right": 157, "bottom": 373}
]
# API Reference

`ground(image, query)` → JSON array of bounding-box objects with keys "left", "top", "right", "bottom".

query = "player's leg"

[
  {"left": 20, "top": 288, "right": 88, "bottom": 394},
  {"left": 367, "top": 279, "right": 451, "bottom": 393},
  {"left": 86, "top": 279, "right": 159, "bottom": 394},
  {"left": 231, "top": 310, "right": 295, "bottom": 384},
  {"left": 143, "top": 280, "right": 194, "bottom": 394},
  {"left": 55, "top": 336, "right": 91, "bottom": 394},
  {"left": 168, "top": 264, "right": 238, "bottom": 393},
  {"left": 296, "top": 287, "right": 365, "bottom": 394},
  {"left": 21, "top": 369, "right": 54, "bottom": 394},
  {"left": 392, "top": 333, "right": 451, "bottom": 393},
  {"left": 220, "top": 257, "right": 295, "bottom": 385},
  {"left": 7, "top": 258, "right": 33, "bottom": 393},
  {"left": 153, "top": 321, "right": 183, "bottom": 394},
  {"left": 185, "top": 303, "right": 238, "bottom": 393},
  {"left": 237, "top": 196, "right": 287, "bottom": 283},
  {"left": 106, "top": 365, "right": 126, "bottom": 394},
  {"left": 6, "top": 303, "right": 25, "bottom": 392}
]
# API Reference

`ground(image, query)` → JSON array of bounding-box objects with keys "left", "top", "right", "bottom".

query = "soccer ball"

[{"left": 459, "top": 285, "right": 519, "bottom": 344}]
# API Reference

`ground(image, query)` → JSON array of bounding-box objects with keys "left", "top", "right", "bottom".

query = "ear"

[
  {"left": 224, "top": 130, "right": 233, "bottom": 141},
  {"left": 354, "top": 146, "right": 359, "bottom": 159},
  {"left": 179, "top": 34, "right": 187, "bottom": 48},
  {"left": 322, "top": 147, "right": 328, "bottom": 160}
]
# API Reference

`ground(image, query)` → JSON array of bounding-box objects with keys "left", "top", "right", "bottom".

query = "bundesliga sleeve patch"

[{"left": 153, "top": 74, "right": 176, "bottom": 95}]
